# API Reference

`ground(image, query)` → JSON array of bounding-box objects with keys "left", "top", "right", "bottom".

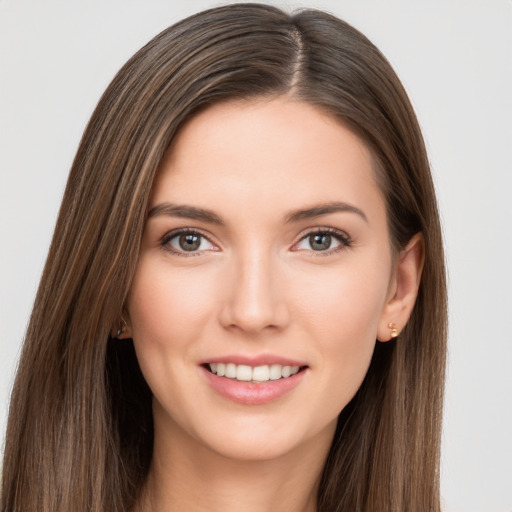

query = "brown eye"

[
  {"left": 179, "top": 233, "right": 201, "bottom": 251},
  {"left": 162, "top": 230, "right": 216, "bottom": 255}
]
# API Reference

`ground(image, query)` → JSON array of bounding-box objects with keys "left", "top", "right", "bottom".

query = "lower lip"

[{"left": 200, "top": 366, "right": 307, "bottom": 405}]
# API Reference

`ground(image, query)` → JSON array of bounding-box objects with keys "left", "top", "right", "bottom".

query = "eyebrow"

[
  {"left": 148, "top": 203, "right": 225, "bottom": 225},
  {"left": 147, "top": 200, "right": 368, "bottom": 225},
  {"left": 284, "top": 201, "right": 368, "bottom": 224}
]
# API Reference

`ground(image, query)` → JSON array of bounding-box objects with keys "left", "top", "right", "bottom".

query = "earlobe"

[
  {"left": 111, "top": 316, "right": 132, "bottom": 340},
  {"left": 377, "top": 233, "right": 424, "bottom": 342},
  {"left": 387, "top": 322, "right": 399, "bottom": 339}
]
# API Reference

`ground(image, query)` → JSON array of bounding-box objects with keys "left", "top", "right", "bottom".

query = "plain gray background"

[{"left": 1, "top": 1, "right": 511, "bottom": 511}]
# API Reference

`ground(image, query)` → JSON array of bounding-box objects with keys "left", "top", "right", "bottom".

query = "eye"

[
  {"left": 161, "top": 229, "right": 217, "bottom": 255},
  {"left": 293, "top": 228, "right": 351, "bottom": 254}
]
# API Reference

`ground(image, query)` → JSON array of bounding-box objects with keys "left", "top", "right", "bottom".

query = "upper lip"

[{"left": 200, "top": 354, "right": 308, "bottom": 367}]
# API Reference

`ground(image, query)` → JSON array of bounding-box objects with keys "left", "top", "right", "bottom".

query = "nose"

[{"left": 218, "top": 248, "right": 290, "bottom": 335}]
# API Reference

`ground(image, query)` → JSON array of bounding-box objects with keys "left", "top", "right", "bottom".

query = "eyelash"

[
  {"left": 293, "top": 227, "right": 352, "bottom": 256},
  {"left": 159, "top": 227, "right": 352, "bottom": 257},
  {"left": 160, "top": 228, "right": 215, "bottom": 257}
]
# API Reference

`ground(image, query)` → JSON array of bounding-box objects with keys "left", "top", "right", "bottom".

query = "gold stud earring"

[
  {"left": 387, "top": 322, "right": 398, "bottom": 339},
  {"left": 114, "top": 318, "right": 128, "bottom": 339}
]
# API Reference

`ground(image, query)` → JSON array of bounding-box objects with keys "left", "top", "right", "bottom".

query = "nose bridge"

[{"left": 220, "top": 242, "right": 288, "bottom": 333}]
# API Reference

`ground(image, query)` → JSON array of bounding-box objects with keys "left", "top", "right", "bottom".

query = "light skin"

[{"left": 122, "top": 96, "right": 424, "bottom": 512}]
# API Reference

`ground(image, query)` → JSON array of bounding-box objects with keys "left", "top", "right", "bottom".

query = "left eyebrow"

[
  {"left": 284, "top": 201, "right": 368, "bottom": 224},
  {"left": 147, "top": 202, "right": 225, "bottom": 225}
]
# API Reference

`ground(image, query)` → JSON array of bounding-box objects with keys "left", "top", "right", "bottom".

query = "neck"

[{"left": 135, "top": 418, "right": 334, "bottom": 512}]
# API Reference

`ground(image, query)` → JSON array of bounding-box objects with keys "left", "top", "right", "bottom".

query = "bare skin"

[
  {"left": 137, "top": 418, "right": 332, "bottom": 512},
  {"left": 126, "top": 96, "right": 423, "bottom": 512}
]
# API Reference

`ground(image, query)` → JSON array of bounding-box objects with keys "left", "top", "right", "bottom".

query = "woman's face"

[{"left": 127, "top": 97, "right": 397, "bottom": 461}]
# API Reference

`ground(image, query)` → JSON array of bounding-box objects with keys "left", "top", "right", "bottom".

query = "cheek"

[
  {"left": 295, "top": 258, "right": 389, "bottom": 341},
  {"left": 127, "top": 257, "right": 217, "bottom": 361},
  {"left": 292, "top": 257, "right": 390, "bottom": 404}
]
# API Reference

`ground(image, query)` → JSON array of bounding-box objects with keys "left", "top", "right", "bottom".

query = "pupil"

[
  {"left": 310, "top": 233, "right": 331, "bottom": 251},
  {"left": 179, "top": 233, "right": 201, "bottom": 251}
]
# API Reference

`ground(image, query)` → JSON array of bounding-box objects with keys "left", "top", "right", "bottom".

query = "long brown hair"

[{"left": 1, "top": 4, "right": 447, "bottom": 511}]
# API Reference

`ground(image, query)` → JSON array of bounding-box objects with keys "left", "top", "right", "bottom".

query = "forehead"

[{"left": 151, "top": 97, "right": 385, "bottom": 225}]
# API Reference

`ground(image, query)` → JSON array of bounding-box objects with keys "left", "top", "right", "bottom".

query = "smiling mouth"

[{"left": 204, "top": 363, "right": 307, "bottom": 382}]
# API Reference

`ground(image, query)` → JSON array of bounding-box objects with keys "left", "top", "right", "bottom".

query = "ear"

[
  {"left": 377, "top": 233, "right": 425, "bottom": 342},
  {"left": 110, "top": 313, "right": 133, "bottom": 340}
]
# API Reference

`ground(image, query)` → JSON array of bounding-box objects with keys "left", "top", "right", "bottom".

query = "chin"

[{"left": 188, "top": 412, "right": 338, "bottom": 464}]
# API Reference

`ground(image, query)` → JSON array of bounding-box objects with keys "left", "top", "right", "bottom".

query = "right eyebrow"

[
  {"left": 147, "top": 202, "right": 225, "bottom": 226},
  {"left": 284, "top": 201, "right": 368, "bottom": 224}
]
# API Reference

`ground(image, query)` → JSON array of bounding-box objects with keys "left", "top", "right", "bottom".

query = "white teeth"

[
  {"left": 236, "top": 364, "right": 252, "bottom": 381},
  {"left": 225, "top": 363, "right": 237, "bottom": 378},
  {"left": 252, "top": 365, "right": 270, "bottom": 382},
  {"left": 208, "top": 363, "right": 302, "bottom": 382},
  {"left": 269, "top": 364, "right": 282, "bottom": 380}
]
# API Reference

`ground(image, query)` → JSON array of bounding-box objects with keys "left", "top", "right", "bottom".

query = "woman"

[{"left": 1, "top": 4, "right": 447, "bottom": 511}]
